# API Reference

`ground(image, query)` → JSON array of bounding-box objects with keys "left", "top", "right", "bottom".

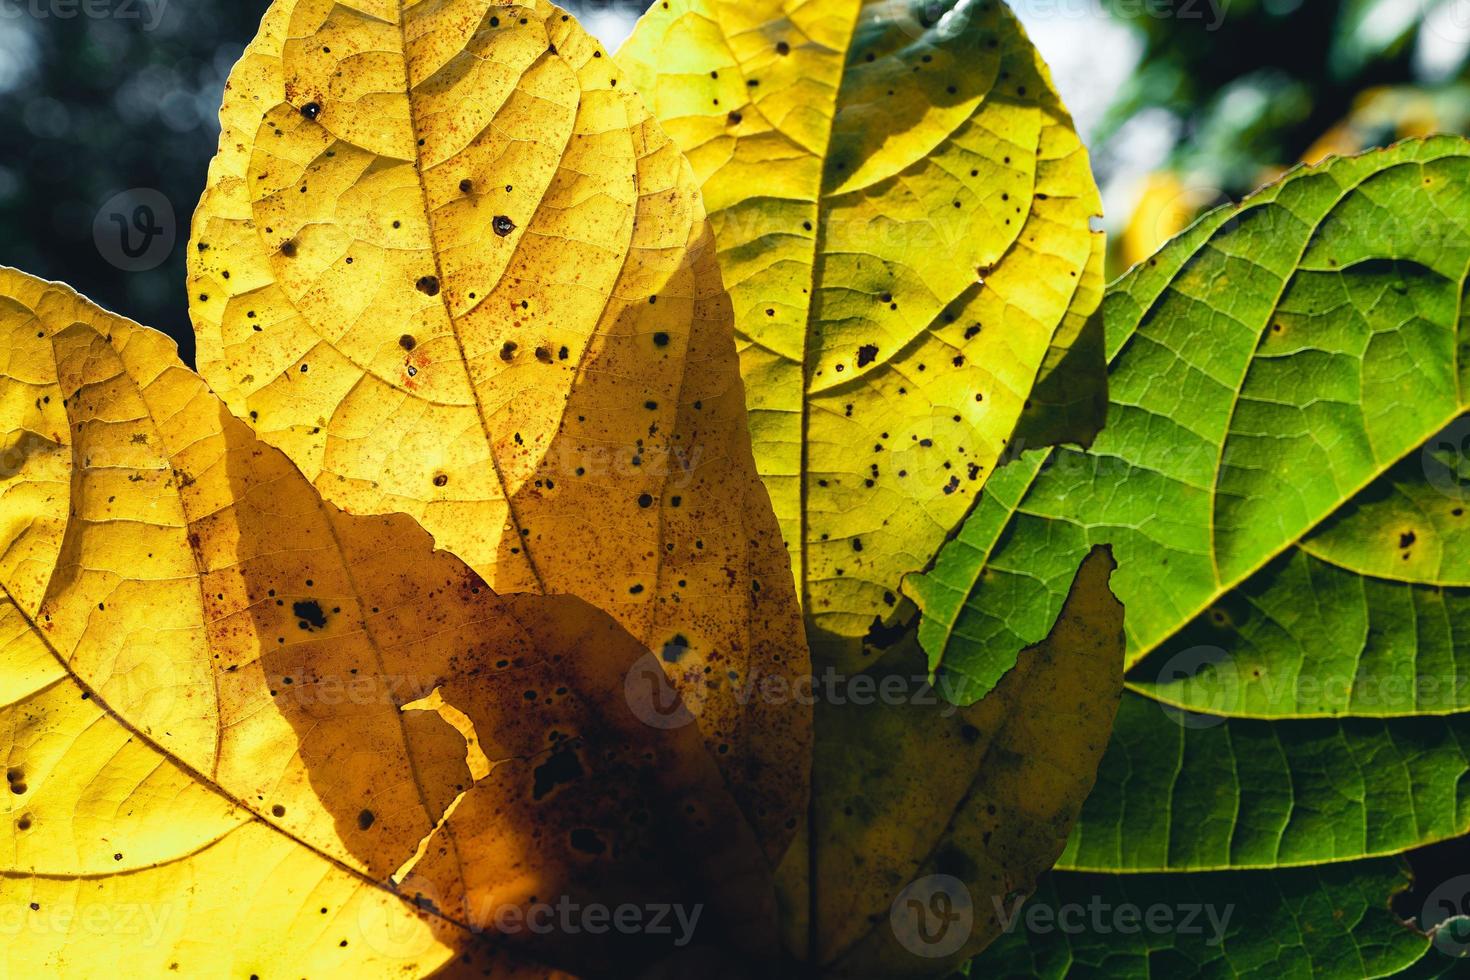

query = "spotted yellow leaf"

[
  {"left": 186, "top": 0, "right": 808, "bottom": 857},
  {"left": 617, "top": 0, "right": 1105, "bottom": 662},
  {"left": 1, "top": 268, "right": 777, "bottom": 976}
]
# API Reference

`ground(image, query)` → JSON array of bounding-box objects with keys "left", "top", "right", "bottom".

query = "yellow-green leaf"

[
  {"left": 186, "top": 0, "right": 808, "bottom": 857},
  {"left": 1, "top": 268, "right": 777, "bottom": 976},
  {"left": 617, "top": 0, "right": 1105, "bottom": 660},
  {"left": 774, "top": 547, "right": 1123, "bottom": 976}
]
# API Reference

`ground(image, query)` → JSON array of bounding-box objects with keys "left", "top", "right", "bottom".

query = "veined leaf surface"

[
  {"left": 976, "top": 859, "right": 1446, "bottom": 978},
  {"left": 906, "top": 136, "right": 1470, "bottom": 972},
  {"left": 187, "top": 0, "right": 808, "bottom": 857},
  {"left": 1059, "top": 692, "right": 1470, "bottom": 872},
  {"left": 909, "top": 135, "right": 1470, "bottom": 707},
  {"left": 618, "top": 0, "right": 1105, "bottom": 661},
  {"left": 0, "top": 268, "right": 776, "bottom": 976},
  {"left": 774, "top": 547, "right": 1123, "bottom": 976}
]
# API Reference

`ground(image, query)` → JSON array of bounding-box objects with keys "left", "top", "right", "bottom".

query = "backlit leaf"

[
  {"left": 0, "top": 268, "right": 777, "bottom": 976},
  {"left": 1059, "top": 693, "right": 1470, "bottom": 872},
  {"left": 617, "top": 0, "right": 1106, "bottom": 661},
  {"left": 976, "top": 859, "right": 1443, "bottom": 978},
  {"left": 186, "top": 0, "right": 808, "bottom": 858},
  {"left": 775, "top": 546, "right": 1123, "bottom": 976},
  {"left": 906, "top": 135, "right": 1470, "bottom": 971},
  {"left": 909, "top": 135, "right": 1470, "bottom": 708}
]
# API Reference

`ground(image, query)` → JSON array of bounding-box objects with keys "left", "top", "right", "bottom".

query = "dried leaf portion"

[
  {"left": 619, "top": 0, "right": 1105, "bottom": 659},
  {"left": 188, "top": 0, "right": 808, "bottom": 855},
  {"left": 773, "top": 547, "right": 1123, "bottom": 977},
  {"left": 1, "top": 268, "right": 775, "bottom": 975}
]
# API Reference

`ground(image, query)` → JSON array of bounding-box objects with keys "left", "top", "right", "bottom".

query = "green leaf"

[
  {"left": 618, "top": 0, "right": 1106, "bottom": 663},
  {"left": 908, "top": 135, "right": 1470, "bottom": 708},
  {"left": 1059, "top": 693, "right": 1470, "bottom": 872},
  {"left": 909, "top": 134, "right": 1470, "bottom": 977},
  {"left": 973, "top": 858, "right": 1442, "bottom": 979}
]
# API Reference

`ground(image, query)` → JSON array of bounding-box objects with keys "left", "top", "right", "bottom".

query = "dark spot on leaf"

[
  {"left": 293, "top": 600, "right": 327, "bottom": 631},
  {"left": 662, "top": 633, "right": 690, "bottom": 663},
  {"left": 358, "top": 809, "right": 376, "bottom": 830},
  {"left": 416, "top": 276, "right": 441, "bottom": 296},
  {"left": 532, "top": 748, "right": 583, "bottom": 800},
  {"left": 856, "top": 343, "right": 878, "bottom": 367},
  {"left": 864, "top": 615, "right": 907, "bottom": 650},
  {"left": 493, "top": 215, "right": 515, "bottom": 237}
]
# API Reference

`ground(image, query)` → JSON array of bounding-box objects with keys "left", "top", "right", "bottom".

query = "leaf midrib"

[
  {"left": 1, "top": 580, "right": 497, "bottom": 951},
  {"left": 953, "top": 157, "right": 1470, "bottom": 687}
]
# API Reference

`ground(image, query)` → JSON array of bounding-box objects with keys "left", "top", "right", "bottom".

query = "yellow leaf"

[
  {"left": 618, "top": 0, "right": 1105, "bottom": 660},
  {"left": 187, "top": 0, "right": 808, "bottom": 857},
  {"left": 1, "top": 268, "right": 777, "bottom": 976},
  {"left": 775, "top": 547, "right": 1123, "bottom": 975}
]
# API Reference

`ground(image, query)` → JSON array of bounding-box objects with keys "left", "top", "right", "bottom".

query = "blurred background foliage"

[
  {"left": 1078, "top": 0, "right": 1470, "bottom": 272},
  {"left": 0, "top": 0, "right": 1467, "bottom": 364}
]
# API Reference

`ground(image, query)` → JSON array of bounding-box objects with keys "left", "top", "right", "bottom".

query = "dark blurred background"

[{"left": 1, "top": 0, "right": 1467, "bottom": 365}]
